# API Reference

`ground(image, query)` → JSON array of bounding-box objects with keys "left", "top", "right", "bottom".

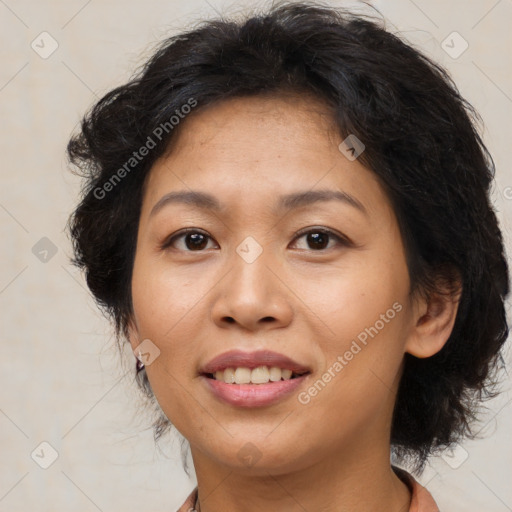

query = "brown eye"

[
  {"left": 183, "top": 232, "right": 209, "bottom": 250},
  {"left": 305, "top": 232, "right": 329, "bottom": 250},
  {"left": 162, "top": 226, "right": 349, "bottom": 253},
  {"left": 161, "top": 229, "right": 216, "bottom": 251},
  {"left": 291, "top": 227, "right": 348, "bottom": 251}
]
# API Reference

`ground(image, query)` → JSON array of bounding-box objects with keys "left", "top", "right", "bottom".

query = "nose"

[{"left": 210, "top": 248, "right": 294, "bottom": 332}]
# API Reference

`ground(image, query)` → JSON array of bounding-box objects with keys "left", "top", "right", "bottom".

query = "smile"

[{"left": 206, "top": 365, "right": 308, "bottom": 384}]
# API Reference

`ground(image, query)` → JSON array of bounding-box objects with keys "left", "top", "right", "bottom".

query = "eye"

[
  {"left": 161, "top": 228, "right": 217, "bottom": 252},
  {"left": 161, "top": 226, "right": 350, "bottom": 252},
  {"left": 290, "top": 227, "right": 349, "bottom": 251}
]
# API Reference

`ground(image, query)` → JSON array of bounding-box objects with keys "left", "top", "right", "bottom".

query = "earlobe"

[
  {"left": 405, "top": 280, "right": 462, "bottom": 359},
  {"left": 126, "top": 317, "right": 140, "bottom": 352}
]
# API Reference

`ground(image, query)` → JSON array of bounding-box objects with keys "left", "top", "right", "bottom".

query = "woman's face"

[{"left": 129, "top": 94, "right": 420, "bottom": 474}]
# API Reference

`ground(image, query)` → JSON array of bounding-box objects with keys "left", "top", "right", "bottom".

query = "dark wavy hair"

[{"left": 66, "top": 1, "right": 509, "bottom": 473}]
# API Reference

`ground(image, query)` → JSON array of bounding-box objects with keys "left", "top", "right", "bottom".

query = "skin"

[{"left": 128, "top": 93, "right": 460, "bottom": 512}]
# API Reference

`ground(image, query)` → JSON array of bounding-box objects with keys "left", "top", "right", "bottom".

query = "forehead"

[
  {"left": 165, "top": 93, "right": 339, "bottom": 161},
  {"left": 140, "top": 94, "right": 389, "bottom": 219}
]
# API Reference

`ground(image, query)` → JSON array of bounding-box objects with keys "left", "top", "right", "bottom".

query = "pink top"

[{"left": 176, "top": 467, "right": 439, "bottom": 511}]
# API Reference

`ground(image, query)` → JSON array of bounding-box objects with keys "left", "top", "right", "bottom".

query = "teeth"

[
  {"left": 281, "top": 369, "right": 293, "bottom": 380},
  {"left": 251, "top": 366, "right": 270, "bottom": 384},
  {"left": 269, "top": 366, "right": 282, "bottom": 382},
  {"left": 212, "top": 366, "right": 300, "bottom": 384},
  {"left": 234, "top": 367, "right": 251, "bottom": 384},
  {"left": 223, "top": 368, "right": 235, "bottom": 384}
]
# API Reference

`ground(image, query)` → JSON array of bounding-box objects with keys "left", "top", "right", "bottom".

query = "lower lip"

[{"left": 201, "top": 374, "right": 309, "bottom": 407}]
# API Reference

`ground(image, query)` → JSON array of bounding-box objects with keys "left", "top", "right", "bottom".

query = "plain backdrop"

[{"left": 1, "top": 0, "right": 511, "bottom": 510}]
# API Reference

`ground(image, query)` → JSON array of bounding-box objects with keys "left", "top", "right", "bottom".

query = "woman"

[{"left": 67, "top": 2, "right": 509, "bottom": 511}]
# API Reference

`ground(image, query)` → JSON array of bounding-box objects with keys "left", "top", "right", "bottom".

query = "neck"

[{"left": 190, "top": 442, "right": 411, "bottom": 512}]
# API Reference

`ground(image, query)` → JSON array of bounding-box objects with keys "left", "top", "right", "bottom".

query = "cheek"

[
  {"left": 131, "top": 257, "right": 209, "bottom": 338},
  {"left": 300, "top": 249, "right": 410, "bottom": 407},
  {"left": 130, "top": 259, "right": 210, "bottom": 432},
  {"left": 306, "top": 248, "right": 409, "bottom": 350},
  {"left": 130, "top": 256, "right": 215, "bottom": 391}
]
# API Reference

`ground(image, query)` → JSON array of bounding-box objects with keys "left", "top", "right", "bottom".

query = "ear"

[
  {"left": 405, "top": 273, "right": 462, "bottom": 358},
  {"left": 126, "top": 316, "right": 141, "bottom": 353}
]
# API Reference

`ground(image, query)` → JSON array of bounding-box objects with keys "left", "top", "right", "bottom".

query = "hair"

[{"left": 67, "top": 0, "right": 509, "bottom": 473}]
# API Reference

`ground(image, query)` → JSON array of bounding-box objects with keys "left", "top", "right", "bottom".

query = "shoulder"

[
  {"left": 393, "top": 466, "right": 440, "bottom": 512},
  {"left": 176, "top": 474, "right": 440, "bottom": 512}
]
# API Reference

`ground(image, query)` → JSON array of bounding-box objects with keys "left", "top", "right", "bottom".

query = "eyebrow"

[{"left": 149, "top": 188, "right": 368, "bottom": 218}]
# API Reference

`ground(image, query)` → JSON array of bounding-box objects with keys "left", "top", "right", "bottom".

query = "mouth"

[
  {"left": 199, "top": 350, "right": 311, "bottom": 406},
  {"left": 202, "top": 366, "right": 310, "bottom": 384},
  {"left": 200, "top": 349, "right": 311, "bottom": 384},
  {"left": 200, "top": 370, "right": 311, "bottom": 408}
]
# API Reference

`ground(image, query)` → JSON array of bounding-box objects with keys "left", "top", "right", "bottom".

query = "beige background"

[{"left": 1, "top": 0, "right": 511, "bottom": 510}]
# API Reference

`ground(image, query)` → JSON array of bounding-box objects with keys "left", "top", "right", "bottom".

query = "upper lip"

[{"left": 201, "top": 350, "right": 311, "bottom": 375}]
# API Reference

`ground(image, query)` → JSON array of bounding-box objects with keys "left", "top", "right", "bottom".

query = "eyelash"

[{"left": 160, "top": 226, "right": 351, "bottom": 252}]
